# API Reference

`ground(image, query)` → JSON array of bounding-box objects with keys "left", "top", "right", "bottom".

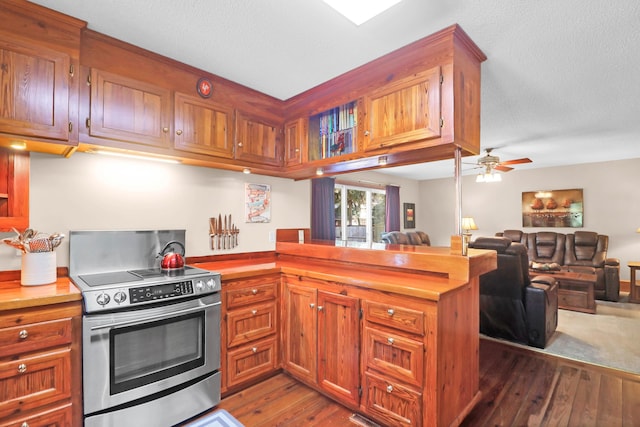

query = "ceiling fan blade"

[
  {"left": 494, "top": 165, "right": 514, "bottom": 172},
  {"left": 499, "top": 157, "right": 532, "bottom": 166}
]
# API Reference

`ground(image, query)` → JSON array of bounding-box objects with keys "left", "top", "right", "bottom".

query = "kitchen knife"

[{"left": 218, "top": 214, "right": 222, "bottom": 250}]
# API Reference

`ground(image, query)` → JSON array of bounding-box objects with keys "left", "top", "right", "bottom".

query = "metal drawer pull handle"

[
  {"left": 176, "top": 129, "right": 183, "bottom": 135},
  {"left": 318, "top": 306, "right": 323, "bottom": 311},
  {"left": 251, "top": 309, "right": 258, "bottom": 315},
  {"left": 18, "top": 363, "right": 27, "bottom": 374},
  {"left": 252, "top": 289, "right": 258, "bottom": 295},
  {"left": 252, "top": 347, "right": 257, "bottom": 353},
  {"left": 387, "top": 309, "right": 395, "bottom": 316},
  {"left": 21, "top": 422, "right": 29, "bottom": 427},
  {"left": 19, "top": 330, "right": 28, "bottom": 339},
  {"left": 310, "top": 303, "right": 315, "bottom": 309},
  {"left": 387, "top": 337, "right": 395, "bottom": 345},
  {"left": 386, "top": 385, "right": 393, "bottom": 393}
]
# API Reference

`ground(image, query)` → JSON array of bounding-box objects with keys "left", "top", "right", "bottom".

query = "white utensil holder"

[{"left": 21, "top": 252, "right": 57, "bottom": 286}]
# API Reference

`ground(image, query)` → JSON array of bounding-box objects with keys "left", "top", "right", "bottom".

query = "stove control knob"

[
  {"left": 114, "top": 291, "right": 127, "bottom": 304},
  {"left": 206, "top": 279, "right": 216, "bottom": 289},
  {"left": 96, "top": 293, "right": 111, "bottom": 306},
  {"left": 195, "top": 280, "right": 204, "bottom": 291}
]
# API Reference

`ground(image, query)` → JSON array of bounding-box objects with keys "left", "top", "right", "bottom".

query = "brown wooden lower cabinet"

[
  {"left": 0, "top": 302, "right": 82, "bottom": 427},
  {"left": 363, "top": 371, "right": 423, "bottom": 426},
  {"left": 222, "top": 274, "right": 280, "bottom": 394}
]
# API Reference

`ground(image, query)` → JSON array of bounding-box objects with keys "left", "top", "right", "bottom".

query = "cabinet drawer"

[
  {"left": 363, "top": 301, "right": 424, "bottom": 336},
  {"left": 226, "top": 302, "right": 277, "bottom": 347},
  {"left": 0, "top": 402, "right": 71, "bottom": 427},
  {"left": 226, "top": 337, "right": 278, "bottom": 388},
  {"left": 0, "top": 318, "right": 72, "bottom": 358},
  {"left": 0, "top": 348, "right": 71, "bottom": 420},
  {"left": 363, "top": 371, "right": 422, "bottom": 427},
  {"left": 364, "top": 327, "right": 424, "bottom": 387},
  {"left": 225, "top": 281, "right": 277, "bottom": 310}
]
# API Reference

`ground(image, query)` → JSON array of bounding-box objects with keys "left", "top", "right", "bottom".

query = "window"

[{"left": 334, "top": 184, "right": 386, "bottom": 244}]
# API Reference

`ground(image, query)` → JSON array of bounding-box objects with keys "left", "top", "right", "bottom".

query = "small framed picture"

[{"left": 404, "top": 203, "right": 415, "bottom": 229}]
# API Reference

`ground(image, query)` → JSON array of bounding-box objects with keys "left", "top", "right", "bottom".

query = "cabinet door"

[
  {"left": 283, "top": 283, "right": 317, "bottom": 383},
  {"left": 284, "top": 118, "right": 306, "bottom": 166},
  {"left": 235, "top": 111, "right": 281, "bottom": 166},
  {"left": 363, "top": 371, "right": 422, "bottom": 427},
  {"left": 88, "top": 68, "right": 172, "bottom": 148},
  {"left": 0, "top": 149, "right": 29, "bottom": 231},
  {"left": 364, "top": 67, "right": 441, "bottom": 151},
  {"left": 0, "top": 38, "right": 70, "bottom": 141},
  {"left": 0, "top": 402, "right": 72, "bottom": 427},
  {"left": 226, "top": 337, "right": 278, "bottom": 389},
  {"left": 317, "top": 291, "right": 360, "bottom": 408},
  {"left": 174, "top": 92, "right": 234, "bottom": 158},
  {"left": 226, "top": 302, "right": 277, "bottom": 348},
  {"left": 0, "top": 348, "right": 71, "bottom": 420}
]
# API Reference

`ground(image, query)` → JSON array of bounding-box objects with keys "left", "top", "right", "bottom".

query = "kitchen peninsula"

[{"left": 192, "top": 233, "right": 497, "bottom": 427}]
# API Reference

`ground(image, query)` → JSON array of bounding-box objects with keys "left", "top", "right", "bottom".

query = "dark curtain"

[
  {"left": 311, "top": 177, "right": 336, "bottom": 240},
  {"left": 385, "top": 185, "right": 400, "bottom": 232}
]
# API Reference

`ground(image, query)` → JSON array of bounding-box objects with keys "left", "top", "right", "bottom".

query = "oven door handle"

[{"left": 89, "top": 301, "right": 221, "bottom": 331}]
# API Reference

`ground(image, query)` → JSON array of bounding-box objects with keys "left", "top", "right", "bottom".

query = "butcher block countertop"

[
  {"left": 0, "top": 277, "right": 82, "bottom": 311},
  {"left": 193, "top": 240, "right": 496, "bottom": 301}
]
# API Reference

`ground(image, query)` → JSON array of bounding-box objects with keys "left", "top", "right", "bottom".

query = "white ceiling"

[{"left": 30, "top": 0, "right": 640, "bottom": 180}]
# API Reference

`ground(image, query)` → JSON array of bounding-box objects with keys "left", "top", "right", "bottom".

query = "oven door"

[{"left": 82, "top": 293, "right": 221, "bottom": 415}]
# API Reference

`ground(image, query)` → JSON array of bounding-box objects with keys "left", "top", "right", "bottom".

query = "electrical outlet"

[{"left": 268, "top": 231, "right": 275, "bottom": 243}]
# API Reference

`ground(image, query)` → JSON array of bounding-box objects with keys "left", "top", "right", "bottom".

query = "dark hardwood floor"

[{"left": 216, "top": 338, "right": 640, "bottom": 426}]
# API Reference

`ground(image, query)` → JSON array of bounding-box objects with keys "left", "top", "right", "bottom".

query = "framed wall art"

[
  {"left": 404, "top": 203, "right": 415, "bottom": 229},
  {"left": 245, "top": 183, "right": 271, "bottom": 223},
  {"left": 522, "top": 188, "right": 583, "bottom": 228}
]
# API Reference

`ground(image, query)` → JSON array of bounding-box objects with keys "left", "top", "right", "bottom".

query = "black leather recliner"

[{"left": 469, "top": 237, "right": 558, "bottom": 349}]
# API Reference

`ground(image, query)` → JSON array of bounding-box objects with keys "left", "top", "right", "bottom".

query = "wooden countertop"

[
  {"left": 0, "top": 277, "right": 82, "bottom": 311},
  {"left": 194, "top": 242, "right": 497, "bottom": 301}
]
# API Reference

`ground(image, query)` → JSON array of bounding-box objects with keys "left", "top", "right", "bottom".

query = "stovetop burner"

[{"left": 78, "top": 266, "right": 204, "bottom": 287}]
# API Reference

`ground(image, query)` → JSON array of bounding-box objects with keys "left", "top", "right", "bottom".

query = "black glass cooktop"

[{"left": 78, "top": 266, "right": 202, "bottom": 288}]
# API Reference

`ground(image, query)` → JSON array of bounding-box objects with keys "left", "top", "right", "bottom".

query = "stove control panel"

[{"left": 81, "top": 273, "right": 221, "bottom": 313}]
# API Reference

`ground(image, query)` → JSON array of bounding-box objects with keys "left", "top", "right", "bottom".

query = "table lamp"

[{"left": 461, "top": 217, "right": 478, "bottom": 256}]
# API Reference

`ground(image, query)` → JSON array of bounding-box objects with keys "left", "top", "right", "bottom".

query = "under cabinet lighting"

[
  {"left": 378, "top": 156, "right": 388, "bottom": 166},
  {"left": 90, "top": 150, "right": 181, "bottom": 164},
  {"left": 323, "top": 0, "right": 402, "bottom": 25},
  {"left": 10, "top": 141, "right": 27, "bottom": 150},
  {"left": 243, "top": 168, "right": 251, "bottom": 174},
  {"left": 316, "top": 168, "right": 324, "bottom": 176}
]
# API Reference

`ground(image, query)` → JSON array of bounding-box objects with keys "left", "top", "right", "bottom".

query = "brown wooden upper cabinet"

[
  {"left": 174, "top": 92, "right": 234, "bottom": 159},
  {"left": 363, "top": 67, "right": 442, "bottom": 151},
  {"left": 283, "top": 118, "right": 306, "bottom": 167},
  {"left": 0, "top": 38, "right": 71, "bottom": 142},
  {"left": 88, "top": 68, "right": 172, "bottom": 150},
  {"left": 0, "top": 149, "right": 29, "bottom": 232},
  {"left": 235, "top": 111, "right": 282, "bottom": 166}
]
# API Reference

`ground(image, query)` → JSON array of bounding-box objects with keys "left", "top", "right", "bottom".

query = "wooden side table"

[{"left": 629, "top": 262, "right": 640, "bottom": 303}]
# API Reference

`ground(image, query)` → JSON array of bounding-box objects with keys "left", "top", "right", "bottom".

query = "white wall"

[
  {"left": 0, "top": 152, "right": 311, "bottom": 271},
  {"left": 418, "top": 158, "right": 640, "bottom": 279}
]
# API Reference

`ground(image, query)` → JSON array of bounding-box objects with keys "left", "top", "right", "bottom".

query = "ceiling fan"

[{"left": 470, "top": 148, "right": 532, "bottom": 181}]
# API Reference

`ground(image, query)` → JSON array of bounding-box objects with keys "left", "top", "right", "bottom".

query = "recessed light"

[{"left": 323, "top": 0, "right": 402, "bottom": 25}]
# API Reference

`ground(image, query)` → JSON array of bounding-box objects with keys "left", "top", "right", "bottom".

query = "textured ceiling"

[{"left": 30, "top": 0, "right": 640, "bottom": 180}]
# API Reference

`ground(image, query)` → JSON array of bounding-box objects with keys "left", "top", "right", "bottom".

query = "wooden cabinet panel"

[
  {"left": 226, "top": 337, "right": 278, "bottom": 389},
  {"left": 364, "top": 67, "right": 441, "bottom": 151},
  {"left": 225, "top": 280, "right": 277, "bottom": 310},
  {"left": 0, "top": 149, "right": 29, "bottom": 232},
  {"left": 0, "top": 318, "right": 72, "bottom": 358},
  {"left": 0, "top": 348, "right": 71, "bottom": 420},
  {"left": 283, "top": 282, "right": 317, "bottom": 383},
  {"left": 363, "top": 371, "right": 422, "bottom": 427},
  {"left": 226, "top": 302, "right": 277, "bottom": 348},
  {"left": 88, "top": 68, "right": 171, "bottom": 148},
  {"left": 363, "top": 326, "right": 424, "bottom": 388},
  {"left": 0, "top": 38, "right": 70, "bottom": 141},
  {"left": 284, "top": 118, "right": 305, "bottom": 166},
  {"left": 174, "top": 92, "right": 234, "bottom": 158},
  {"left": 317, "top": 290, "right": 360, "bottom": 408},
  {"left": 363, "top": 300, "right": 424, "bottom": 336},
  {"left": 0, "top": 402, "right": 71, "bottom": 427},
  {"left": 235, "top": 111, "right": 281, "bottom": 166}
]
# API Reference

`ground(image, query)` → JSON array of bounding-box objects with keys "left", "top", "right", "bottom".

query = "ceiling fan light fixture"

[
  {"left": 323, "top": 0, "right": 402, "bottom": 25},
  {"left": 476, "top": 171, "right": 502, "bottom": 183}
]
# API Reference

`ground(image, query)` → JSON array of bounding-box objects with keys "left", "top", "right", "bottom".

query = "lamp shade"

[{"left": 461, "top": 217, "right": 478, "bottom": 231}]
